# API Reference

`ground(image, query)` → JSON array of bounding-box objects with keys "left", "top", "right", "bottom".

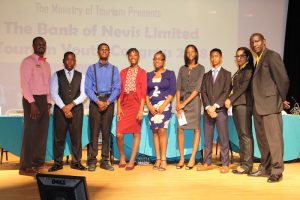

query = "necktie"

[
  {"left": 212, "top": 69, "right": 217, "bottom": 83},
  {"left": 67, "top": 71, "right": 72, "bottom": 83}
]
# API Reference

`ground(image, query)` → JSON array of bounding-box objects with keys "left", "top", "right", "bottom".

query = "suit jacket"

[
  {"left": 201, "top": 67, "right": 231, "bottom": 111},
  {"left": 252, "top": 48, "right": 290, "bottom": 115},
  {"left": 229, "top": 63, "right": 254, "bottom": 107},
  {"left": 119, "top": 66, "right": 147, "bottom": 103}
]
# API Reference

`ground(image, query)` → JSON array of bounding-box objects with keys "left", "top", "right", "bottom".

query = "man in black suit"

[
  {"left": 198, "top": 48, "right": 231, "bottom": 173},
  {"left": 248, "top": 33, "right": 290, "bottom": 182},
  {"left": 48, "top": 51, "right": 87, "bottom": 172}
]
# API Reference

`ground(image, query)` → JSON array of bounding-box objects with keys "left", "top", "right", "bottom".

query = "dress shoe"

[
  {"left": 232, "top": 166, "right": 250, "bottom": 175},
  {"left": 197, "top": 164, "right": 213, "bottom": 171},
  {"left": 48, "top": 164, "right": 63, "bottom": 172},
  {"left": 232, "top": 169, "right": 250, "bottom": 174},
  {"left": 267, "top": 174, "right": 283, "bottom": 183},
  {"left": 19, "top": 168, "right": 38, "bottom": 176},
  {"left": 100, "top": 162, "right": 114, "bottom": 171},
  {"left": 88, "top": 164, "right": 96, "bottom": 171},
  {"left": 248, "top": 170, "right": 270, "bottom": 177},
  {"left": 220, "top": 166, "right": 230, "bottom": 173},
  {"left": 71, "top": 163, "right": 87, "bottom": 171}
]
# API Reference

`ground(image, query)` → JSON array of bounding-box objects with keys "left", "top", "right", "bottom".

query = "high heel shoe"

[
  {"left": 176, "top": 161, "right": 185, "bottom": 169},
  {"left": 153, "top": 159, "right": 161, "bottom": 170},
  {"left": 185, "top": 160, "right": 195, "bottom": 170},
  {"left": 158, "top": 160, "right": 167, "bottom": 171}
]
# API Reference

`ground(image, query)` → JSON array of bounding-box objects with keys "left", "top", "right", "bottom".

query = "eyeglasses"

[{"left": 234, "top": 55, "right": 246, "bottom": 59}]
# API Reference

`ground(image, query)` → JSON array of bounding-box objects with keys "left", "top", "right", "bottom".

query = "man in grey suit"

[
  {"left": 248, "top": 33, "right": 290, "bottom": 183},
  {"left": 198, "top": 48, "right": 231, "bottom": 173}
]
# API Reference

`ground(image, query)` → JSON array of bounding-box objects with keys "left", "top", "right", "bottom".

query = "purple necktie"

[{"left": 212, "top": 69, "right": 217, "bottom": 83}]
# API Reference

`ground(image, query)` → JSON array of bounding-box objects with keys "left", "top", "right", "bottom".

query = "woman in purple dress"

[{"left": 146, "top": 51, "right": 176, "bottom": 171}]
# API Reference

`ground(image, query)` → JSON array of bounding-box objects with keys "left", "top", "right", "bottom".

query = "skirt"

[
  {"left": 116, "top": 92, "right": 141, "bottom": 134},
  {"left": 179, "top": 95, "right": 201, "bottom": 129},
  {"left": 148, "top": 98, "right": 172, "bottom": 129}
]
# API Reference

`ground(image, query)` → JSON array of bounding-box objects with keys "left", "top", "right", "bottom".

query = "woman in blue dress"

[{"left": 146, "top": 51, "right": 176, "bottom": 171}]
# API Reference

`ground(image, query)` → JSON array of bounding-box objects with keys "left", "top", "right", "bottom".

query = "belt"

[{"left": 96, "top": 93, "right": 111, "bottom": 98}]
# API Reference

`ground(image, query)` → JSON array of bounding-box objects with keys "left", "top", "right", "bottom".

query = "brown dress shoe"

[
  {"left": 220, "top": 166, "right": 230, "bottom": 173},
  {"left": 197, "top": 163, "right": 213, "bottom": 171},
  {"left": 33, "top": 165, "right": 50, "bottom": 173},
  {"left": 19, "top": 168, "right": 38, "bottom": 176}
]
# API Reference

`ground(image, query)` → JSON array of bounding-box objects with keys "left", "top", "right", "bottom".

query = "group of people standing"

[{"left": 19, "top": 32, "right": 289, "bottom": 183}]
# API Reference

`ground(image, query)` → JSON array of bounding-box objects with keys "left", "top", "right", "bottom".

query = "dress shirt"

[
  {"left": 20, "top": 54, "right": 51, "bottom": 103},
  {"left": 85, "top": 61, "right": 121, "bottom": 103},
  {"left": 51, "top": 69, "right": 87, "bottom": 109}
]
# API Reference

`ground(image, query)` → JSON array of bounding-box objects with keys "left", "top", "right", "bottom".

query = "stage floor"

[{"left": 1, "top": 150, "right": 300, "bottom": 200}]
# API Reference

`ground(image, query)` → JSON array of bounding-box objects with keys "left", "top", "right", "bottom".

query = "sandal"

[
  {"left": 158, "top": 160, "right": 167, "bottom": 171},
  {"left": 153, "top": 159, "right": 161, "bottom": 170}
]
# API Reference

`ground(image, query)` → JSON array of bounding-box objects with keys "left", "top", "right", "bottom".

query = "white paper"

[{"left": 178, "top": 111, "right": 187, "bottom": 126}]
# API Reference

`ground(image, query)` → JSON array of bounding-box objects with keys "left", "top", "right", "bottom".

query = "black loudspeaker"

[{"left": 36, "top": 174, "right": 89, "bottom": 200}]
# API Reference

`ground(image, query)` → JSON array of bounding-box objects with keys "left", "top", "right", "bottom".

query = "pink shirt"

[{"left": 20, "top": 54, "right": 51, "bottom": 103}]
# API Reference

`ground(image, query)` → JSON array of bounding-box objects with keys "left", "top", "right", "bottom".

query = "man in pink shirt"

[{"left": 19, "top": 36, "right": 51, "bottom": 176}]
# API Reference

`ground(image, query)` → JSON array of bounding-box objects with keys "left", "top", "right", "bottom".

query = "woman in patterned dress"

[
  {"left": 176, "top": 45, "right": 205, "bottom": 169},
  {"left": 146, "top": 51, "right": 176, "bottom": 171},
  {"left": 116, "top": 48, "right": 147, "bottom": 170}
]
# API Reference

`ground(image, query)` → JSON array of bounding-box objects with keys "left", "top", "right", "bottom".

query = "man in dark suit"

[
  {"left": 248, "top": 33, "right": 290, "bottom": 183},
  {"left": 48, "top": 51, "right": 87, "bottom": 172},
  {"left": 198, "top": 48, "right": 231, "bottom": 173}
]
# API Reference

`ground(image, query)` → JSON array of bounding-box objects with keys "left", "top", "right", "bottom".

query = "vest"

[{"left": 57, "top": 69, "right": 82, "bottom": 107}]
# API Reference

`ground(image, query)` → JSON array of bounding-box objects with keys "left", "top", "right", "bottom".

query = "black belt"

[{"left": 96, "top": 93, "right": 111, "bottom": 98}]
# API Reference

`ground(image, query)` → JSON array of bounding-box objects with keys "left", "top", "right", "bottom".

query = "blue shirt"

[{"left": 85, "top": 61, "right": 121, "bottom": 103}]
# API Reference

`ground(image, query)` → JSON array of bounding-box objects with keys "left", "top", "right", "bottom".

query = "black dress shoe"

[
  {"left": 232, "top": 169, "right": 250, "bottom": 175},
  {"left": 88, "top": 164, "right": 96, "bottom": 171},
  {"left": 267, "top": 174, "right": 283, "bottom": 183},
  {"left": 100, "top": 162, "right": 114, "bottom": 171},
  {"left": 248, "top": 170, "right": 270, "bottom": 177},
  {"left": 71, "top": 163, "right": 87, "bottom": 171},
  {"left": 48, "top": 164, "right": 63, "bottom": 172}
]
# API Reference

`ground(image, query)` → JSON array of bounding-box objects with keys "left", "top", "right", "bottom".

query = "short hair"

[
  {"left": 126, "top": 48, "right": 139, "bottom": 56},
  {"left": 184, "top": 44, "right": 199, "bottom": 66},
  {"left": 210, "top": 48, "right": 222, "bottom": 56},
  {"left": 154, "top": 50, "right": 166, "bottom": 60},
  {"left": 32, "top": 36, "right": 45, "bottom": 45},
  {"left": 236, "top": 47, "right": 254, "bottom": 65},
  {"left": 97, "top": 43, "right": 110, "bottom": 51},
  {"left": 63, "top": 51, "right": 76, "bottom": 60},
  {"left": 250, "top": 33, "right": 265, "bottom": 41}
]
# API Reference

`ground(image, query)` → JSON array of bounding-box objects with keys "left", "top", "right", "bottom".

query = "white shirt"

[{"left": 51, "top": 69, "right": 86, "bottom": 109}]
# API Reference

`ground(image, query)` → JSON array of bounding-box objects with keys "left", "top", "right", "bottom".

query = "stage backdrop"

[{"left": 0, "top": 0, "right": 288, "bottom": 113}]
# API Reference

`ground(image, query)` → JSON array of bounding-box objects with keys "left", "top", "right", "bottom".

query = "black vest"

[{"left": 57, "top": 69, "right": 82, "bottom": 106}]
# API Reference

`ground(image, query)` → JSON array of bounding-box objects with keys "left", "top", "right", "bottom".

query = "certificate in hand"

[{"left": 177, "top": 111, "right": 187, "bottom": 126}]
